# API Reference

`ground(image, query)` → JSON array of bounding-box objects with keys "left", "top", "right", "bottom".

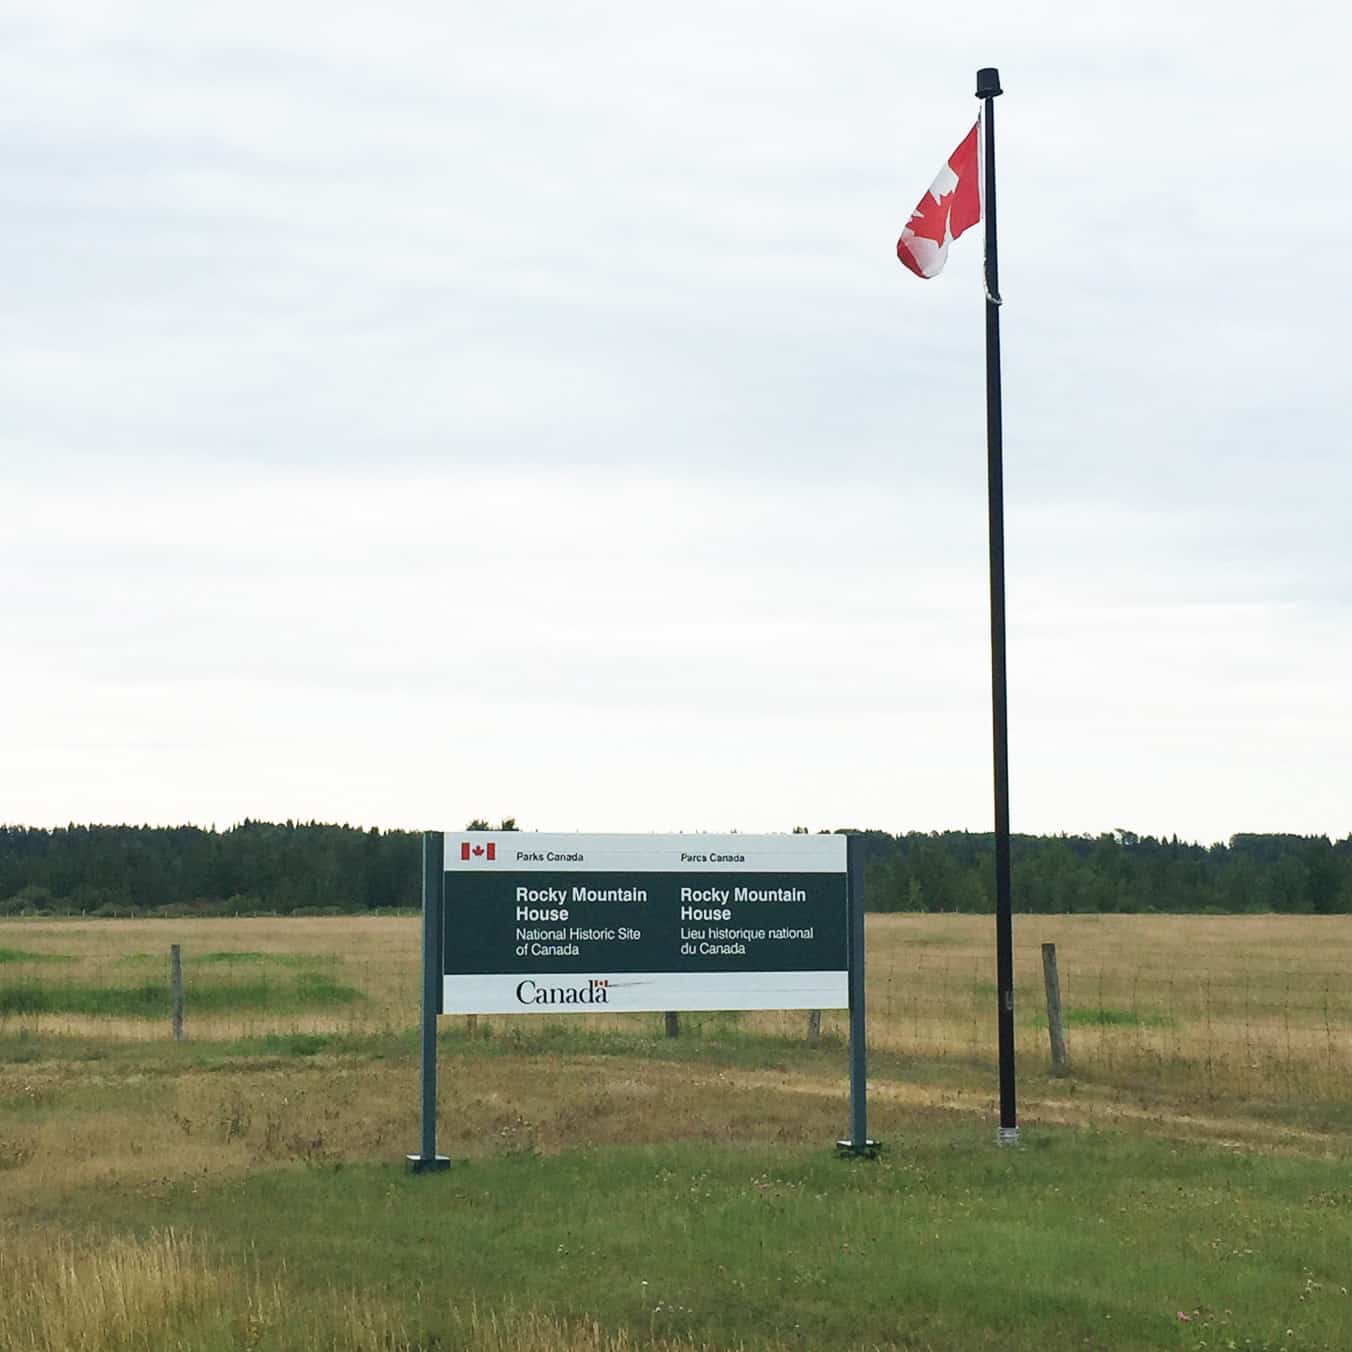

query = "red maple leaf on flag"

[{"left": 897, "top": 123, "right": 981, "bottom": 279}]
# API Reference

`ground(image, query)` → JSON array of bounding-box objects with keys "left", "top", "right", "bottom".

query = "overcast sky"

[{"left": 3, "top": 2, "right": 1348, "bottom": 845}]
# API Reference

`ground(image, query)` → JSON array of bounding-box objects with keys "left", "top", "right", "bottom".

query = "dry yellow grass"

[
  {"left": 857, "top": 912, "right": 1352, "bottom": 1098},
  {"left": 0, "top": 1230, "right": 223, "bottom": 1351},
  {"left": 0, "top": 1228, "right": 765, "bottom": 1352},
  {"left": 4, "top": 911, "right": 1351, "bottom": 1098},
  {"left": 5, "top": 914, "right": 1352, "bottom": 1352},
  {"left": 2, "top": 908, "right": 1352, "bottom": 1227},
  {"left": 0, "top": 916, "right": 418, "bottom": 1040}
]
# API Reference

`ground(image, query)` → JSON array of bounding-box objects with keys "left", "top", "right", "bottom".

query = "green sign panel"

[{"left": 442, "top": 832, "right": 848, "bottom": 1014}]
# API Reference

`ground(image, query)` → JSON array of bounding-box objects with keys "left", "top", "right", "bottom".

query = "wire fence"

[
  {"left": 2, "top": 914, "right": 1349, "bottom": 1102},
  {"left": 851, "top": 950, "right": 1352, "bottom": 1100}
]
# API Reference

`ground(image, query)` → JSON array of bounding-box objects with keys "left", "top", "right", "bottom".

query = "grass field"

[{"left": 3, "top": 913, "right": 1351, "bottom": 1350}]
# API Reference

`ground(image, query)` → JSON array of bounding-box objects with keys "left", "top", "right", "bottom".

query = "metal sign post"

[
  {"left": 406, "top": 830, "right": 873, "bottom": 1166},
  {"left": 407, "top": 831, "right": 450, "bottom": 1173},
  {"left": 837, "top": 835, "right": 877, "bottom": 1157}
]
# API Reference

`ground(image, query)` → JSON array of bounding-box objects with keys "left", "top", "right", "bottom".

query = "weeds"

[
  {"left": 0, "top": 1227, "right": 769, "bottom": 1351},
  {"left": 195, "top": 952, "right": 321, "bottom": 967},
  {"left": 256, "top": 1031, "right": 334, "bottom": 1056},
  {"left": 0, "top": 976, "right": 362, "bottom": 1019},
  {"left": 4, "top": 908, "right": 1352, "bottom": 1352},
  {"left": 1061, "top": 1006, "right": 1173, "bottom": 1028}
]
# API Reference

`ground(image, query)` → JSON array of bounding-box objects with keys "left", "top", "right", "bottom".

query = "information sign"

[{"left": 442, "top": 831, "right": 848, "bottom": 1014}]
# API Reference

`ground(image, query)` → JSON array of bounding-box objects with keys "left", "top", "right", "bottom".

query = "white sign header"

[{"left": 443, "top": 831, "right": 847, "bottom": 875}]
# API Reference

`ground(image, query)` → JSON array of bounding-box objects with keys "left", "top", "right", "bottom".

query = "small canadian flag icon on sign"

[{"left": 460, "top": 841, "right": 496, "bottom": 861}]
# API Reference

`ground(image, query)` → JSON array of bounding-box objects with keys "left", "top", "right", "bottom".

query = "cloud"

[{"left": 3, "top": 1, "right": 1348, "bottom": 840}]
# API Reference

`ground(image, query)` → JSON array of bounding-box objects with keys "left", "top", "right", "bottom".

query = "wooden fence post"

[
  {"left": 1041, "top": 942, "right": 1069, "bottom": 1075},
  {"left": 806, "top": 1009, "right": 822, "bottom": 1043},
  {"left": 664, "top": 1011, "right": 680, "bottom": 1038},
  {"left": 170, "top": 944, "right": 184, "bottom": 1042}
]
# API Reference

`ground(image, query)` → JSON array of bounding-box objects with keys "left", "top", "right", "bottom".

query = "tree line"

[
  {"left": 852, "top": 828, "right": 1352, "bottom": 915},
  {"left": 1, "top": 821, "right": 1349, "bottom": 917}
]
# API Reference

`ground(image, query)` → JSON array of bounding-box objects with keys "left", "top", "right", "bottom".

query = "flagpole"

[{"left": 976, "top": 65, "right": 1019, "bottom": 1146}]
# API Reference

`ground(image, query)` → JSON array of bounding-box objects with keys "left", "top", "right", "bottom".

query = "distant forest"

[{"left": 2, "top": 821, "right": 1351, "bottom": 917}]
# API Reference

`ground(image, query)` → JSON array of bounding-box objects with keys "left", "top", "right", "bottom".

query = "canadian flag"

[
  {"left": 460, "top": 841, "right": 496, "bottom": 861},
  {"left": 896, "top": 123, "right": 981, "bottom": 279}
]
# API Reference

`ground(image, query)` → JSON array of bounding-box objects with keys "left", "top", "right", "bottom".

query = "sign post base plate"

[
  {"left": 405, "top": 1154, "right": 451, "bottom": 1174},
  {"left": 835, "top": 1138, "right": 881, "bottom": 1160}
]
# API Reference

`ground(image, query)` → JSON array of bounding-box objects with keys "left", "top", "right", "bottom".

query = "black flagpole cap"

[{"left": 976, "top": 67, "right": 1003, "bottom": 98}]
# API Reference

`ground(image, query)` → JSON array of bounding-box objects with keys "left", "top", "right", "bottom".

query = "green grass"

[
  {"left": 0, "top": 971, "right": 362, "bottom": 1018},
  {"left": 1025, "top": 1005, "right": 1173, "bottom": 1031},
  {"left": 43, "top": 1130, "right": 1352, "bottom": 1351},
  {"left": 1062, "top": 1005, "right": 1173, "bottom": 1028},
  {"left": 0, "top": 1030, "right": 109, "bottom": 1064},
  {"left": 194, "top": 951, "right": 323, "bottom": 967},
  {"left": 1245, "top": 1099, "right": 1352, "bottom": 1136},
  {"left": 0, "top": 948, "right": 74, "bottom": 964},
  {"left": 0, "top": 1027, "right": 418, "bottom": 1077},
  {"left": 5, "top": 910, "right": 1352, "bottom": 1350},
  {"left": 253, "top": 1031, "right": 334, "bottom": 1057},
  {"left": 4, "top": 1005, "right": 1352, "bottom": 1349},
  {"left": 899, "top": 932, "right": 966, "bottom": 947},
  {"left": 113, "top": 950, "right": 326, "bottom": 968}
]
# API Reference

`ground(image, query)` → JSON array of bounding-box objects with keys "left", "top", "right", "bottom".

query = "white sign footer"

[{"left": 443, "top": 970, "right": 847, "bottom": 1015}]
